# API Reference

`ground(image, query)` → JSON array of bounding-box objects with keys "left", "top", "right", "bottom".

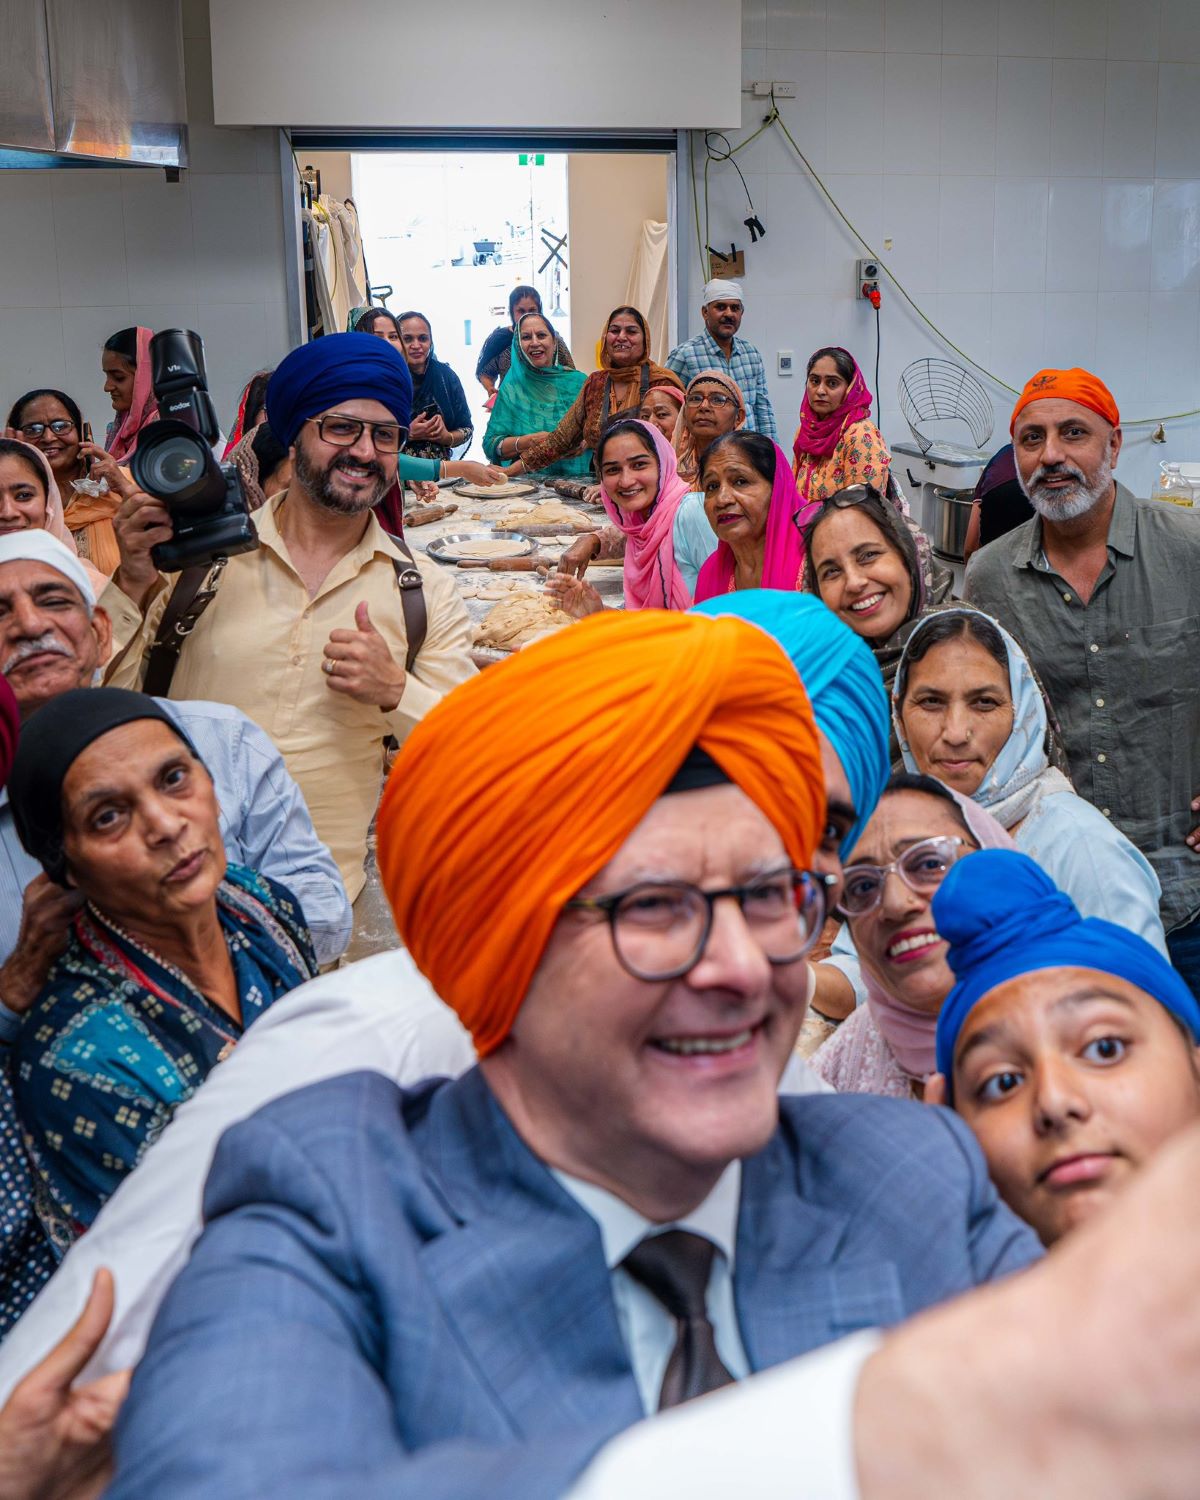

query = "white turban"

[
  {"left": 701, "top": 278, "right": 744, "bottom": 307},
  {"left": 0, "top": 531, "right": 96, "bottom": 613}
]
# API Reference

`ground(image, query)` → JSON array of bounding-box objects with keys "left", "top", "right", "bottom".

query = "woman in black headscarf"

[
  {"left": 6, "top": 689, "right": 315, "bottom": 1247},
  {"left": 395, "top": 311, "right": 474, "bottom": 463}
]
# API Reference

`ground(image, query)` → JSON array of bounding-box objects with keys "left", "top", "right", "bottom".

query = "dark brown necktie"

[{"left": 622, "top": 1229, "right": 736, "bottom": 1410}]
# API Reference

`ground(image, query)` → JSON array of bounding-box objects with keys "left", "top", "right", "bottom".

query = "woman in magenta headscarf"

[
  {"left": 692, "top": 432, "right": 818, "bottom": 602},
  {"left": 545, "top": 417, "right": 692, "bottom": 615},
  {"left": 792, "top": 345, "right": 889, "bottom": 502},
  {"left": 102, "top": 326, "right": 159, "bottom": 464}
]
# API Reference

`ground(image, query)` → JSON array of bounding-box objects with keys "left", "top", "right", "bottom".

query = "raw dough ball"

[
  {"left": 475, "top": 594, "right": 576, "bottom": 649},
  {"left": 495, "top": 500, "right": 599, "bottom": 534}
]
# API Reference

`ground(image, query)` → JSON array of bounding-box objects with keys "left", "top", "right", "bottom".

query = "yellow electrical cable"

[{"left": 689, "top": 98, "right": 1200, "bottom": 429}]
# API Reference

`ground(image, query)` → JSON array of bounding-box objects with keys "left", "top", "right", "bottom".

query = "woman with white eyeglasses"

[{"left": 810, "top": 772, "right": 1014, "bottom": 1099}]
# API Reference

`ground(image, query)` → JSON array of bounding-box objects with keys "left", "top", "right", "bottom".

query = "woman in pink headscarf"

[
  {"left": 691, "top": 432, "right": 819, "bottom": 602},
  {"left": 0, "top": 438, "right": 110, "bottom": 592},
  {"left": 810, "top": 772, "right": 1015, "bottom": 1100},
  {"left": 792, "top": 345, "right": 889, "bottom": 502},
  {"left": 102, "top": 326, "right": 159, "bottom": 464},
  {"left": 545, "top": 418, "right": 693, "bottom": 615}
]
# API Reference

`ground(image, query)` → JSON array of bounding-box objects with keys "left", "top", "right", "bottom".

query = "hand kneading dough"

[
  {"left": 475, "top": 594, "right": 576, "bottom": 649},
  {"left": 495, "top": 500, "right": 598, "bottom": 534}
]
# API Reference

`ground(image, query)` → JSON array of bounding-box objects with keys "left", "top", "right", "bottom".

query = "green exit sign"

[{"left": 518, "top": 152, "right": 545, "bottom": 166}]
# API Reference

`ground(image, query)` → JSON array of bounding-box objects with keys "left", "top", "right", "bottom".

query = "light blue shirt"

[
  {"left": 554, "top": 1162, "right": 749, "bottom": 1415},
  {"left": 672, "top": 491, "right": 718, "bottom": 598},
  {"left": 665, "top": 329, "right": 778, "bottom": 440},
  {"left": 0, "top": 698, "right": 352, "bottom": 1035}
]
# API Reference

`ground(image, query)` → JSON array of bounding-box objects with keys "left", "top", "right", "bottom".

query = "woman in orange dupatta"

[{"left": 5, "top": 387, "right": 129, "bottom": 575}]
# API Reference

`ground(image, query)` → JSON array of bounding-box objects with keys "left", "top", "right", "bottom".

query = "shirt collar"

[
  {"left": 256, "top": 492, "right": 408, "bottom": 573},
  {"left": 1013, "top": 481, "right": 1136, "bottom": 569},
  {"left": 554, "top": 1160, "right": 742, "bottom": 1269},
  {"left": 698, "top": 328, "right": 742, "bottom": 363}
]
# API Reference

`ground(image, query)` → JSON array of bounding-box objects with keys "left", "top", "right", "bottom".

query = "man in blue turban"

[
  {"left": 108, "top": 333, "right": 474, "bottom": 905},
  {"left": 927, "top": 848, "right": 1200, "bottom": 1245},
  {"left": 266, "top": 332, "right": 413, "bottom": 449}
]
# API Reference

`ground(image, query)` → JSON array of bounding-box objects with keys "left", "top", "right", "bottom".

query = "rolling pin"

[
  {"left": 405, "top": 502, "right": 459, "bottom": 527},
  {"left": 457, "top": 556, "right": 542, "bottom": 571}
]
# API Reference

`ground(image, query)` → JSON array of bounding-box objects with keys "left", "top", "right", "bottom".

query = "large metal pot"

[{"left": 931, "top": 485, "right": 974, "bottom": 562}]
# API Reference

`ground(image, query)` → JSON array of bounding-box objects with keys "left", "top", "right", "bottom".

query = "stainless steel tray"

[{"left": 425, "top": 532, "right": 536, "bottom": 564}]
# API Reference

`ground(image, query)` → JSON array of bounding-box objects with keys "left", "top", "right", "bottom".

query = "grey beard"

[
  {"left": 293, "top": 445, "right": 388, "bottom": 515},
  {"left": 1021, "top": 454, "right": 1113, "bottom": 523}
]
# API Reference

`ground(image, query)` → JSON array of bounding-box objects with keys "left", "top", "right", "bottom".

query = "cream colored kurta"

[{"left": 110, "top": 498, "right": 475, "bottom": 901}]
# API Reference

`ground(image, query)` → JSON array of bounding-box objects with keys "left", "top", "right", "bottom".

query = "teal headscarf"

[
  {"left": 482, "top": 313, "right": 591, "bottom": 478},
  {"left": 690, "top": 590, "right": 890, "bottom": 854}
]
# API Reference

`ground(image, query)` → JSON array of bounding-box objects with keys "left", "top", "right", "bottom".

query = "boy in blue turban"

[{"left": 927, "top": 849, "right": 1200, "bottom": 1245}]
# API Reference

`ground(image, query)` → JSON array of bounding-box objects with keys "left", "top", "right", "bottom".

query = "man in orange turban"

[
  {"left": 379, "top": 609, "right": 825, "bottom": 1054},
  {"left": 110, "top": 608, "right": 1040, "bottom": 1494},
  {"left": 967, "top": 363, "right": 1200, "bottom": 1004}
]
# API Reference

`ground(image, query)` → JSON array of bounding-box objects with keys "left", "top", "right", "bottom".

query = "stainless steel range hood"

[{"left": 1, "top": 0, "right": 187, "bottom": 168}]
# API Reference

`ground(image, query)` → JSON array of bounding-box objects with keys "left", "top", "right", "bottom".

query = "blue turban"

[
  {"left": 933, "top": 849, "right": 1200, "bottom": 1085},
  {"left": 690, "top": 590, "right": 889, "bottom": 854},
  {"left": 266, "top": 332, "right": 413, "bottom": 448}
]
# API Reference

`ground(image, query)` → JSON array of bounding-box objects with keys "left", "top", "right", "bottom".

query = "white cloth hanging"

[{"left": 624, "top": 219, "right": 670, "bottom": 368}]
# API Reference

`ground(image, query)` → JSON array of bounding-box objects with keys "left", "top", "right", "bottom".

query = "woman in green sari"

[{"left": 482, "top": 313, "right": 593, "bottom": 478}]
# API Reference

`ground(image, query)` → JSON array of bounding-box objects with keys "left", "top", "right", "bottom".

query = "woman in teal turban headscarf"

[
  {"left": 482, "top": 312, "right": 592, "bottom": 478},
  {"left": 691, "top": 590, "right": 890, "bottom": 856}
]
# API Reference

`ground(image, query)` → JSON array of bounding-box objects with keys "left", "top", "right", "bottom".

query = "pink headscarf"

[
  {"left": 862, "top": 789, "right": 1016, "bottom": 1082},
  {"left": 792, "top": 348, "right": 874, "bottom": 489},
  {"left": 692, "top": 438, "right": 819, "bottom": 603},
  {"left": 104, "top": 327, "right": 159, "bottom": 464},
  {"left": 599, "top": 419, "right": 692, "bottom": 611},
  {"left": 2, "top": 440, "right": 107, "bottom": 594}
]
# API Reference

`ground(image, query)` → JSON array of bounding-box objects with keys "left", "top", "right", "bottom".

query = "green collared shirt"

[{"left": 964, "top": 482, "right": 1200, "bottom": 932}]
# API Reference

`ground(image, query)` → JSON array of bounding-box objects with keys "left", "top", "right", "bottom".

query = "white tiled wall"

[
  {"left": 0, "top": 0, "right": 291, "bottom": 441},
  {"left": 691, "top": 0, "right": 1200, "bottom": 496}
]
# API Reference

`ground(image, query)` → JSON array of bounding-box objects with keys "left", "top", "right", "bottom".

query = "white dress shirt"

[
  {"left": 555, "top": 1164, "right": 750, "bottom": 1416},
  {"left": 567, "top": 1330, "right": 880, "bottom": 1500}
]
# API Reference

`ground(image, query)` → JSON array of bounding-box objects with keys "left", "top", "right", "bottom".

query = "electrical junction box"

[
  {"left": 777, "top": 350, "right": 794, "bottom": 376},
  {"left": 856, "top": 258, "right": 880, "bottom": 297}
]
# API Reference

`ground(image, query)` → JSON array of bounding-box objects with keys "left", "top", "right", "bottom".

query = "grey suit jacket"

[{"left": 111, "top": 1067, "right": 1040, "bottom": 1499}]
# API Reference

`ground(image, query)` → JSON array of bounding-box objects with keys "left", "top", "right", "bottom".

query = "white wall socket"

[{"left": 778, "top": 350, "right": 794, "bottom": 375}]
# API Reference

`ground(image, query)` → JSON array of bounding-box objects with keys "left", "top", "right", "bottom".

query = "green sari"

[{"left": 482, "top": 318, "right": 592, "bottom": 478}]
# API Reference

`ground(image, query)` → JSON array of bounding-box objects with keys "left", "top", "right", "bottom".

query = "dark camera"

[{"left": 130, "top": 330, "right": 259, "bottom": 572}]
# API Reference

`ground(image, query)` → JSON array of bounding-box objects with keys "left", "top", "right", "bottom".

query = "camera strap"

[
  {"left": 142, "top": 559, "right": 228, "bottom": 699},
  {"left": 141, "top": 541, "right": 427, "bottom": 700},
  {"left": 389, "top": 537, "right": 427, "bottom": 673}
]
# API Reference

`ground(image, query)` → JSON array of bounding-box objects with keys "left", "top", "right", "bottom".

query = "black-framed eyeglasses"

[
  {"left": 839, "top": 836, "right": 968, "bottom": 918},
  {"left": 685, "top": 391, "right": 735, "bottom": 408},
  {"left": 566, "top": 867, "right": 836, "bottom": 982},
  {"left": 18, "top": 419, "right": 76, "bottom": 439},
  {"left": 307, "top": 414, "right": 408, "bottom": 453}
]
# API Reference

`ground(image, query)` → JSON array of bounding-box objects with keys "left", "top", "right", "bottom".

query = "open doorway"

[{"left": 300, "top": 146, "right": 673, "bottom": 457}]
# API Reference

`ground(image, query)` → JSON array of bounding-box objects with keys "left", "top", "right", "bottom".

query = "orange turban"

[
  {"left": 1010, "top": 367, "right": 1120, "bottom": 434},
  {"left": 378, "top": 610, "right": 825, "bottom": 1056}
]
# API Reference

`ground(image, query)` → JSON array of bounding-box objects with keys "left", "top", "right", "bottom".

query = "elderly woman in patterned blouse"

[{"left": 5, "top": 689, "right": 315, "bottom": 1251}]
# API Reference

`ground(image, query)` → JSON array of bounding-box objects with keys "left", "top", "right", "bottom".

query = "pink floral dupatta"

[
  {"left": 692, "top": 439, "right": 818, "bottom": 603},
  {"left": 598, "top": 419, "right": 693, "bottom": 611},
  {"left": 792, "top": 349, "right": 874, "bottom": 497},
  {"left": 104, "top": 327, "right": 160, "bottom": 463}
]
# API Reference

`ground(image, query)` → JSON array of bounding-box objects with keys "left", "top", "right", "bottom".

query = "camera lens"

[{"left": 143, "top": 434, "right": 206, "bottom": 496}]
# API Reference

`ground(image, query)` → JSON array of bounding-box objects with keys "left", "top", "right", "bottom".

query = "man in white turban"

[{"left": 665, "top": 278, "right": 776, "bottom": 439}]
